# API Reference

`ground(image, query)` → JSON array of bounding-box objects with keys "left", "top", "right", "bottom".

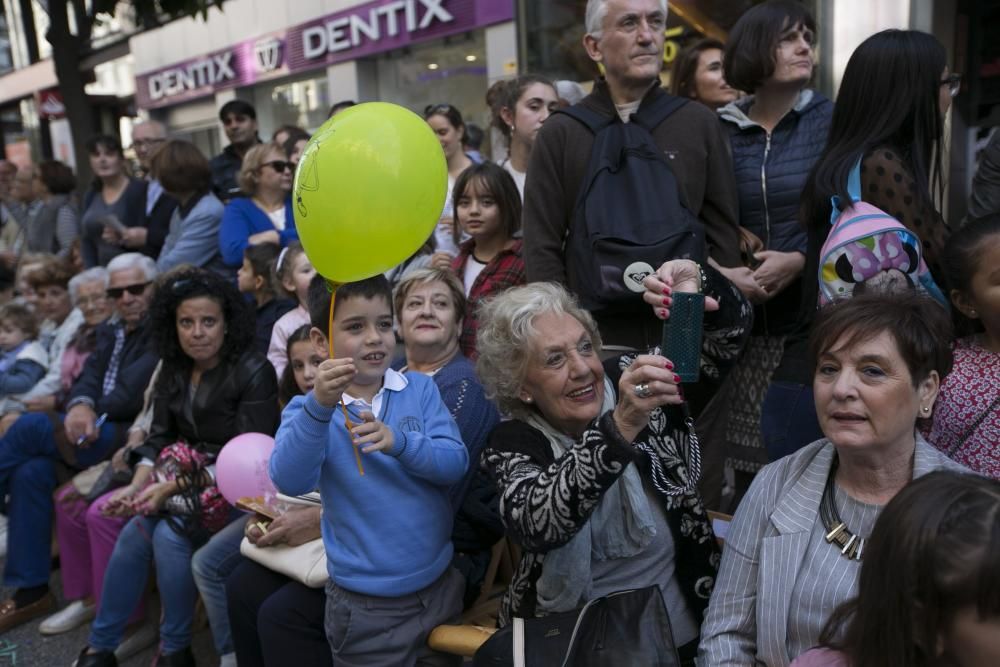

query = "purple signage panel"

[{"left": 135, "top": 0, "right": 514, "bottom": 110}]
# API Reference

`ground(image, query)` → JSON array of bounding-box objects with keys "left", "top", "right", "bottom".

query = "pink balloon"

[{"left": 216, "top": 432, "right": 277, "bottom": 505}]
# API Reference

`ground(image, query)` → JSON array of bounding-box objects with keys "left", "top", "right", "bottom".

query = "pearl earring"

[
  {"left": 922, "top": 406, "right": 930, "bottom": 413},
  {"left": 970, "top": 309, "right": 978, "bottom": 316},
  {"left": 523, "top": 396, "right": 533, "bottom": 404}
]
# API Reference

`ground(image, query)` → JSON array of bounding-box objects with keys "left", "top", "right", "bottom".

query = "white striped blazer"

[{"left": 697, "top": 435, "right": 966, "bottom": 666}]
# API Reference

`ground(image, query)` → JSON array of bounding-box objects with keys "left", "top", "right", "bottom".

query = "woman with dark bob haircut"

[
  {"left": 76, "top": 268, "right": 279, "bottom": 667},
  {"left": 793, "top": 471, "right": 1000, "bottom": 667},
  {"left": 700, "top": 293, "right": 966, "bottom": 666},
  {"left": 716, "top": 0, "right": 833, "bottom": 489},
  {"left": 81, "top": 134, "right": 147, "bottom": 267},
  {"left": 27, "top": 160, "right": 79, "bottom": 255},
  {"left": 150, "top": 140, "right": 228, "bottom": 275}
]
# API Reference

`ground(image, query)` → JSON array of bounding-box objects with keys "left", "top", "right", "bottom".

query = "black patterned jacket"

[{"left": 483, "top": 267, "right": 751, "bottom": 628}]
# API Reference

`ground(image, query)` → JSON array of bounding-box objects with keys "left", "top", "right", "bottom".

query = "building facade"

[{"left": 130, "top": 0, "right": 517, "bottom": 159}]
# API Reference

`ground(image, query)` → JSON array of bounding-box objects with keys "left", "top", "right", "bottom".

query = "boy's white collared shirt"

[{"left": 341, "top": 367, "right": 408, "bottom": 420}]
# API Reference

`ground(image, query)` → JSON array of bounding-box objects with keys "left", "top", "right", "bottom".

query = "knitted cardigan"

[{"left": 483, "top": 266, "right": 752, "bottom": 627}]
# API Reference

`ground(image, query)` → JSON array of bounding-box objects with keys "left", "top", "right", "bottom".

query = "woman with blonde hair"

[{"left": 218, "top": 142, "right": 298, "bottom": 269}]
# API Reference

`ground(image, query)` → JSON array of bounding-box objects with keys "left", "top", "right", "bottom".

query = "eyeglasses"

[
  {"left": 941, "top": 73, "right": 961, "bottom": 98},
  {"left": 131, "top": 138, "right": 166, "bottom": 150},
  {"left": 106, "top": 282, "right": 151, "bottom": 299},
  {"left": 261, "top": 160, "right": 293, "bottom": 173}
]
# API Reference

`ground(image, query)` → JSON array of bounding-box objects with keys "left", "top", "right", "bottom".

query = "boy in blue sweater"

[{"left": 269, "top": 274, "right": 468, "bottom": 666}]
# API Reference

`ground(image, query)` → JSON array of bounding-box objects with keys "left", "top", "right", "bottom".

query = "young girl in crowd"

[
  {"left": 488, "top": 74, "right": 559, "bottom": 200},
  {"left": 921, "top": 214, "right": 1000, "bottom": 478},
  {"left": 0, "top": 303, "right": 47, "bottom": 411},
  {"left": 238, "top": 243, "right": 295, "bottom": 356},
  {"left": 447, "top": 163, "right": 525, "bottom": 358},
  {"left": 425, "top": 103, "right": 474, "bottom": 259},
  {"left": 792, "top": 471, "right": 1000, "bottom": 667},
  {"left": 266, "top": 242, "right": 316, "bottom": 376},
  {"left": 278, "top": 324, "right": 322, "bottom": 406}
]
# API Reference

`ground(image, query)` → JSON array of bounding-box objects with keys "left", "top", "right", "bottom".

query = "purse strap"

[{"left": 513, "top": 617, "right": 526, "bottom": 667}]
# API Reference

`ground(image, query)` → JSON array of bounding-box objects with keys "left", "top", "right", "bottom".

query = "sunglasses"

[
  {"left": 262, "top": 160, "right": 293, "bottom": 173},
  {"left": 106, "top": 282, "right": 150, "bottom": 299}
]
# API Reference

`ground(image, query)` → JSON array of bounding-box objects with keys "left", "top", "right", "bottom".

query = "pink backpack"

[{"left": 818, "top": 159, "right": 946, "bottom": 306}]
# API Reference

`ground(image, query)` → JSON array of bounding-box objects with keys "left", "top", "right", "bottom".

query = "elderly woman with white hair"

[{"left": 476, "top": 260, "right": 750, "bottom": 663}]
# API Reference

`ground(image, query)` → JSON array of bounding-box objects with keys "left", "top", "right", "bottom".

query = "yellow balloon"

[{"left": 292, "top": 102, "right": 447, "bottom": 282}]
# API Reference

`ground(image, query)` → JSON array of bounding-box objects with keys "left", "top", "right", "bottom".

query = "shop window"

[
  {"left": 262, "top": 75, "right": 331, "bottom": 135},
  {"left": 517, "top": 0, "right": 769, "bottom": 88},
  {"left": 369, "top": 30, "right": 489, "bottom": 139}
]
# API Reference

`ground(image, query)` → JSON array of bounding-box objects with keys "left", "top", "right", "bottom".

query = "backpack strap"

[
  {"left": 632, "top": 93, "right": 689, "bottom": 132},
  {"left": 556, "top": 104, "right": 616, "bottom": 135},
  {"left": 846, "top": 157, "right": 863, "bottom": 202},
  {"left": 830, "top": 157, "right": 866, "bottom": 225}
]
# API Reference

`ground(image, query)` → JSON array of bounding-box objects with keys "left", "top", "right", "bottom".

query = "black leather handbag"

[{"left": 473, "top": 586, "right": 680, "bottom": 667}]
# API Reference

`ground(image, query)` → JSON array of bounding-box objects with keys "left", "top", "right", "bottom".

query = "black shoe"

[
  {"left": 74, "top": 647, "right": 117, "bottom": 667},
  {"left": 153, "top": 646, "right": 196, "bottom": 667}
]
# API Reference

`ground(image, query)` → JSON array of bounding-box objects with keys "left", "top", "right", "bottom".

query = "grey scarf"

[{"left": 531, "top": 377, "right": 657, "bottom": 613}]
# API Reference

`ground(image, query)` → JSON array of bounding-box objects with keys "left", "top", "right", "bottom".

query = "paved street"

[{"left": 0, "top": 561, "right": 216, "bottom": 667}]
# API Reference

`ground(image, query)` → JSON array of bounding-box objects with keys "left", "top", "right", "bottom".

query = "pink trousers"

[{"left": 54, "top": 484, "right": 144, "bottom": 623}]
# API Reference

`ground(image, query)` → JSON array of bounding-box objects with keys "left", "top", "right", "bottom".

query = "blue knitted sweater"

[{"left": 269, "top": 371, "right": 468, "bottom": 596}]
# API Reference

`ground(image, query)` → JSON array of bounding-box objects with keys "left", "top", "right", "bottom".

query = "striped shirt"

[{"left": 785, "top": 487, "right": 879, "bottom": 659}]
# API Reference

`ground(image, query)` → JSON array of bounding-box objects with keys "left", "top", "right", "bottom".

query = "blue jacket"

[
  {"left": 269, "top": 371, "right": 468, "bottom": 596},
  {"left": 157, "top": 191, "right": 227, "bottom": 275},
  {"left": 719, "top": 89, "right": 832, "bottom": 334},
  {"left": 219, "top": 196, "right": 298, "bottom": 267}
]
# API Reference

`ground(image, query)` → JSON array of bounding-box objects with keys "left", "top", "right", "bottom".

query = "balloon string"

[{"left": 329, "top": 287, "right": 365, "bottom": 476}]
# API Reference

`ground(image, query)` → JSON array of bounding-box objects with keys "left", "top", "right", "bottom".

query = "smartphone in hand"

[{"left": 661, "top": 292, "right": 704, "bottom": 384}]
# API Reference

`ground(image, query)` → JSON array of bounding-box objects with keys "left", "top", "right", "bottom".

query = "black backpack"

[{"left": 560, "top": 94, "right": 706, "bottom": 314}]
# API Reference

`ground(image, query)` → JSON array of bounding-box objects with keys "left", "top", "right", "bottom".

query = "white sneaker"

[
  {"left": 39, "top": 600, "right": 96, "bottom": 635},
  {"left": 0, "top": 513, "right": 8, "bottom": 559},
  {"left": 114, "top": 621, "right": 158, "bottom": 662}
]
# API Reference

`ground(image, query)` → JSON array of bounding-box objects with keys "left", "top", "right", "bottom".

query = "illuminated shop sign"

[{"left": 135, "top": 0, "right": 512, "bottom": 109}]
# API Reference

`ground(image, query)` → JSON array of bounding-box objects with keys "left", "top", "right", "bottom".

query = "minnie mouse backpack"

[{"left": 818, "top": 159, "right": 947, "bottom": 306}]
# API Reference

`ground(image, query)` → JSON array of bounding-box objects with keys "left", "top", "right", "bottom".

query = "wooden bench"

[{"left": 429, "top": 513, "right": 732, "bottom": 658}]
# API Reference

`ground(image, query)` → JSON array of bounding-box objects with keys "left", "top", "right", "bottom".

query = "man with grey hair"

[
  {"left": 523, "top": 0, "right": 741, "bottom": 350},
  {"left": 0, "top": 252, "right": 159, "bottom": 632},
  {"left": 104, "top": 120, "right": 178, "bottom": 258}
]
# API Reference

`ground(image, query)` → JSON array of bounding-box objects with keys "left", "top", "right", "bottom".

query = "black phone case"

[{"left": 660, "top": 292, "right": 704, "bottom": 383}]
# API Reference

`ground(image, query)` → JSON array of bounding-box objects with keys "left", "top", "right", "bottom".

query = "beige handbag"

[{"left": 239, "top": 536, "right": 328, "bottom": 588}]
